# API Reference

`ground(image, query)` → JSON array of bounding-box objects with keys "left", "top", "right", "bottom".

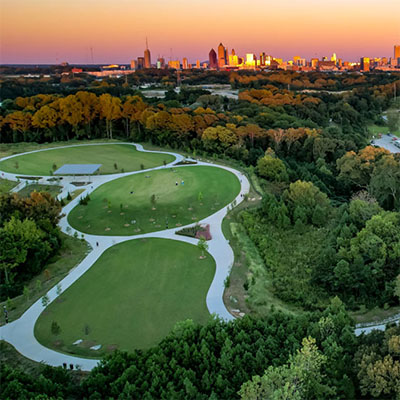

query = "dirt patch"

[
  {"left": 105, "top": 227, "right": 111, "bottom": 231},
  {"left": 124, "top": 224, "right": 130, "bottom": 227},
  {"left": 53, "top": 340, "right": 64, "bottom": 347},
  {"left": 107, "top": 344, "right": 118, "bottom": 352}
]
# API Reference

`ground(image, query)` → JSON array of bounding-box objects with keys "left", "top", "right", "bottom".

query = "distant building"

[
  {"left": 218, "top": 43, "right": 227, "bottom": 68},
  {"left": 360, "top": 57, "right": 370, "bottom": 71},
  {"left": 137, "top": 57, "right": 144, "bottom": 69},
  {"left": 311, "top": 58, "right": 319, "bottom": 68},
  {"left": 157, "top": 57, "right": 165, "bottom": 69},
  {"left": 182, "top": 57, "right": 189, "bottom": 69},
  {"left": 196, "top": 59, "right": 201, "bottom": 68},
  {"left": 144, "top": 39, "right": 151, "bottom": 68},
  {"left": 130, "top": 60, "right": 136, "bottom": 70},
  {"left": 209, "top": 48, "right": 218, "bottom": 69},
  {"left": 168, "top": 60, "right": 180, "bottom": 69},
  {"left": 229, "top": 49, "right": 239, "bottom": 66},
  {"left": 245, "top": 53, "right": 256, "bottom": 68},
  {"left": 395, "top": 45, "right": 400, "bottom": 60},
  {"left": 293, "top": 56, "right": 306, "bottom": 67},
  {"left": 71, "top": 68, "right": 83, "bottom": 73}
]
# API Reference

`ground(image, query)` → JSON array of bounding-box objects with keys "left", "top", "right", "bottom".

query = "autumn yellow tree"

[
  {"left": 122, "top": 95, "right": 147, "bottom": 137},
  {"left": 32, "top": 106, "right": 58, "bottom": 135},
  {"left": 99, "top": 94, "right": 121, "bottom": 139},
  {"left": 169, "top": 114, "right": 194, "bottom": 135},
  {"left": 76, "top": 91, "right": 100, "bottom": 135},
  {"left": 59, "top": 95, "right": 83, "bottom": 136},
  {"left": 4, "top": 111, "right": 32, "bottom": 141}
]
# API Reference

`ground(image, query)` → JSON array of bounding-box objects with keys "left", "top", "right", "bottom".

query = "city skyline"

[{"left": 1, "top": 0, "right": 399, "bottom": 64}]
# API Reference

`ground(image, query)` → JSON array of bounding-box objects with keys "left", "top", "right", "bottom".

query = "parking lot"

[{"left": 372, "top": 134, "right": 400, "bottom": 153}]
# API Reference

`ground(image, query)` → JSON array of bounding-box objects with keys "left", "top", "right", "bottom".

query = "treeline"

[
  {"left": 0, "top": 192, "right": 62, "bottom": 300},
  {"left": 230, "top": 70, "right": 400, "bottom": 90},
  {"left": 2, "top": 302, "right": 400, "bottom": 399},
  {"left": 2, "top": 79, "right": 394, "bottom": 159},
  {"left": 0, "top": 69, "right": 231, "bottom": 101}
]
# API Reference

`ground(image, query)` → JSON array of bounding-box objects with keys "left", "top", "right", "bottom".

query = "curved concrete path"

[{"left": 0, "top": 142, "right": 250, "bottom": 371}]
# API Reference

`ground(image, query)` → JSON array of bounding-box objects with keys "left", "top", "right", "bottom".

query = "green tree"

[
  {"left": 239, "top": 337, "right": 333, "bottom": 400},
  {"left": 257, "top": 151, "right": 288, "bottom": 182},
  {"left": 387, "top": 109, "right": 400, "bottom": 132},
  {"left": 51, "top": 321, "right": 61, "bottom": 336},
  {"left": 0, "top": 217, "right": 44, "bottom": 284},
  {"left": 283, "top": 180, "right": 330, "bottom": 225},
  {"left": 369, "top": 154, "right": 400, "bottom": 210},
  {"left": 151, "top": 194, "right": 156, "bottom": 209},
  {"left": 197, "top": 236, "right": 209, "bottom": 258}
]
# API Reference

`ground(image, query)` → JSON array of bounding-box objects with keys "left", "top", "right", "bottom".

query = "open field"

[
  {"left": 68, "top": 166, "right": 240, "bottom": 235},
  {"left": 17, "top": 184, "right": 62, "bottom": 197},
  {"left": 0, "top": 178, "right": 17, "bottom": 194},
  {"left": 0, "top": 139, "right": 122, "bottom": 159},
  {"left": 34, "top": 238, "right": 215, "bottom": 357},
  {"left": 0, "top": 144, "right": 175, "bottom": 175}
]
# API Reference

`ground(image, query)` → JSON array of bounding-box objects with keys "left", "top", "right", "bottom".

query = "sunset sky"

[{"left": 1, "top": 0, "right": 399, "bottom": 64}]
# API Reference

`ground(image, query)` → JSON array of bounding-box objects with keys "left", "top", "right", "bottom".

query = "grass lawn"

[
  {"left": 18, "top": 184, "right": 62, "bottom": 198},
  {"left": 68, "top": 166, "right": 241, "bottom": 236},
  {"left": 62, "top": 189, "right": 86, "bottom": 205},
  {"left": 0, "top": 144, "right": 175, "bottom": 176},
  {"left": 0, "top": 178, "right": 17, "bottom": 194},
  {"left": 368, "top": 124, "right": 400, "bottom": 136},
  {"left": 34, "top": 238, "right": 215, "bottom": 357}
]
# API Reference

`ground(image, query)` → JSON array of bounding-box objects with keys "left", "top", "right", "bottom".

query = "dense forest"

[
  {"left": 2, "top": 303, "right": 400, "bottom": 399},
  {"left": 1, "top": 71, "right": 400, "bottom": 399},
  {"left": 0, "top": 192, "right": 62, "bottom": 300}
]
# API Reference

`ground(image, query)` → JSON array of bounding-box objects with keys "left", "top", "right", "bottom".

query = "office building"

[
  {"left": 360, "top": 57, "right": 370, "bottom": 71},
  {"left": 137, "top": 57, "right": 144, "bottom": 69},
  {"left": 209, "top": 48, "right": 218, "bottom": 69},
  {"left": 144, "top": 39, "right": 151, "bottom": 68},
  {"left": 168, "top": 60, "right": 180, "bottom": 69},
  {"left": 395, "top": 45, "right": 400, "bottom": 59},
  {"left": 218, "top": 42, "right": 227, "bottom": 68}
]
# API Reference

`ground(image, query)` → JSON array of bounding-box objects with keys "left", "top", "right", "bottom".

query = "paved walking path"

[{"left": 0, "top": 142, "right": 250, "bottom": 371}]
